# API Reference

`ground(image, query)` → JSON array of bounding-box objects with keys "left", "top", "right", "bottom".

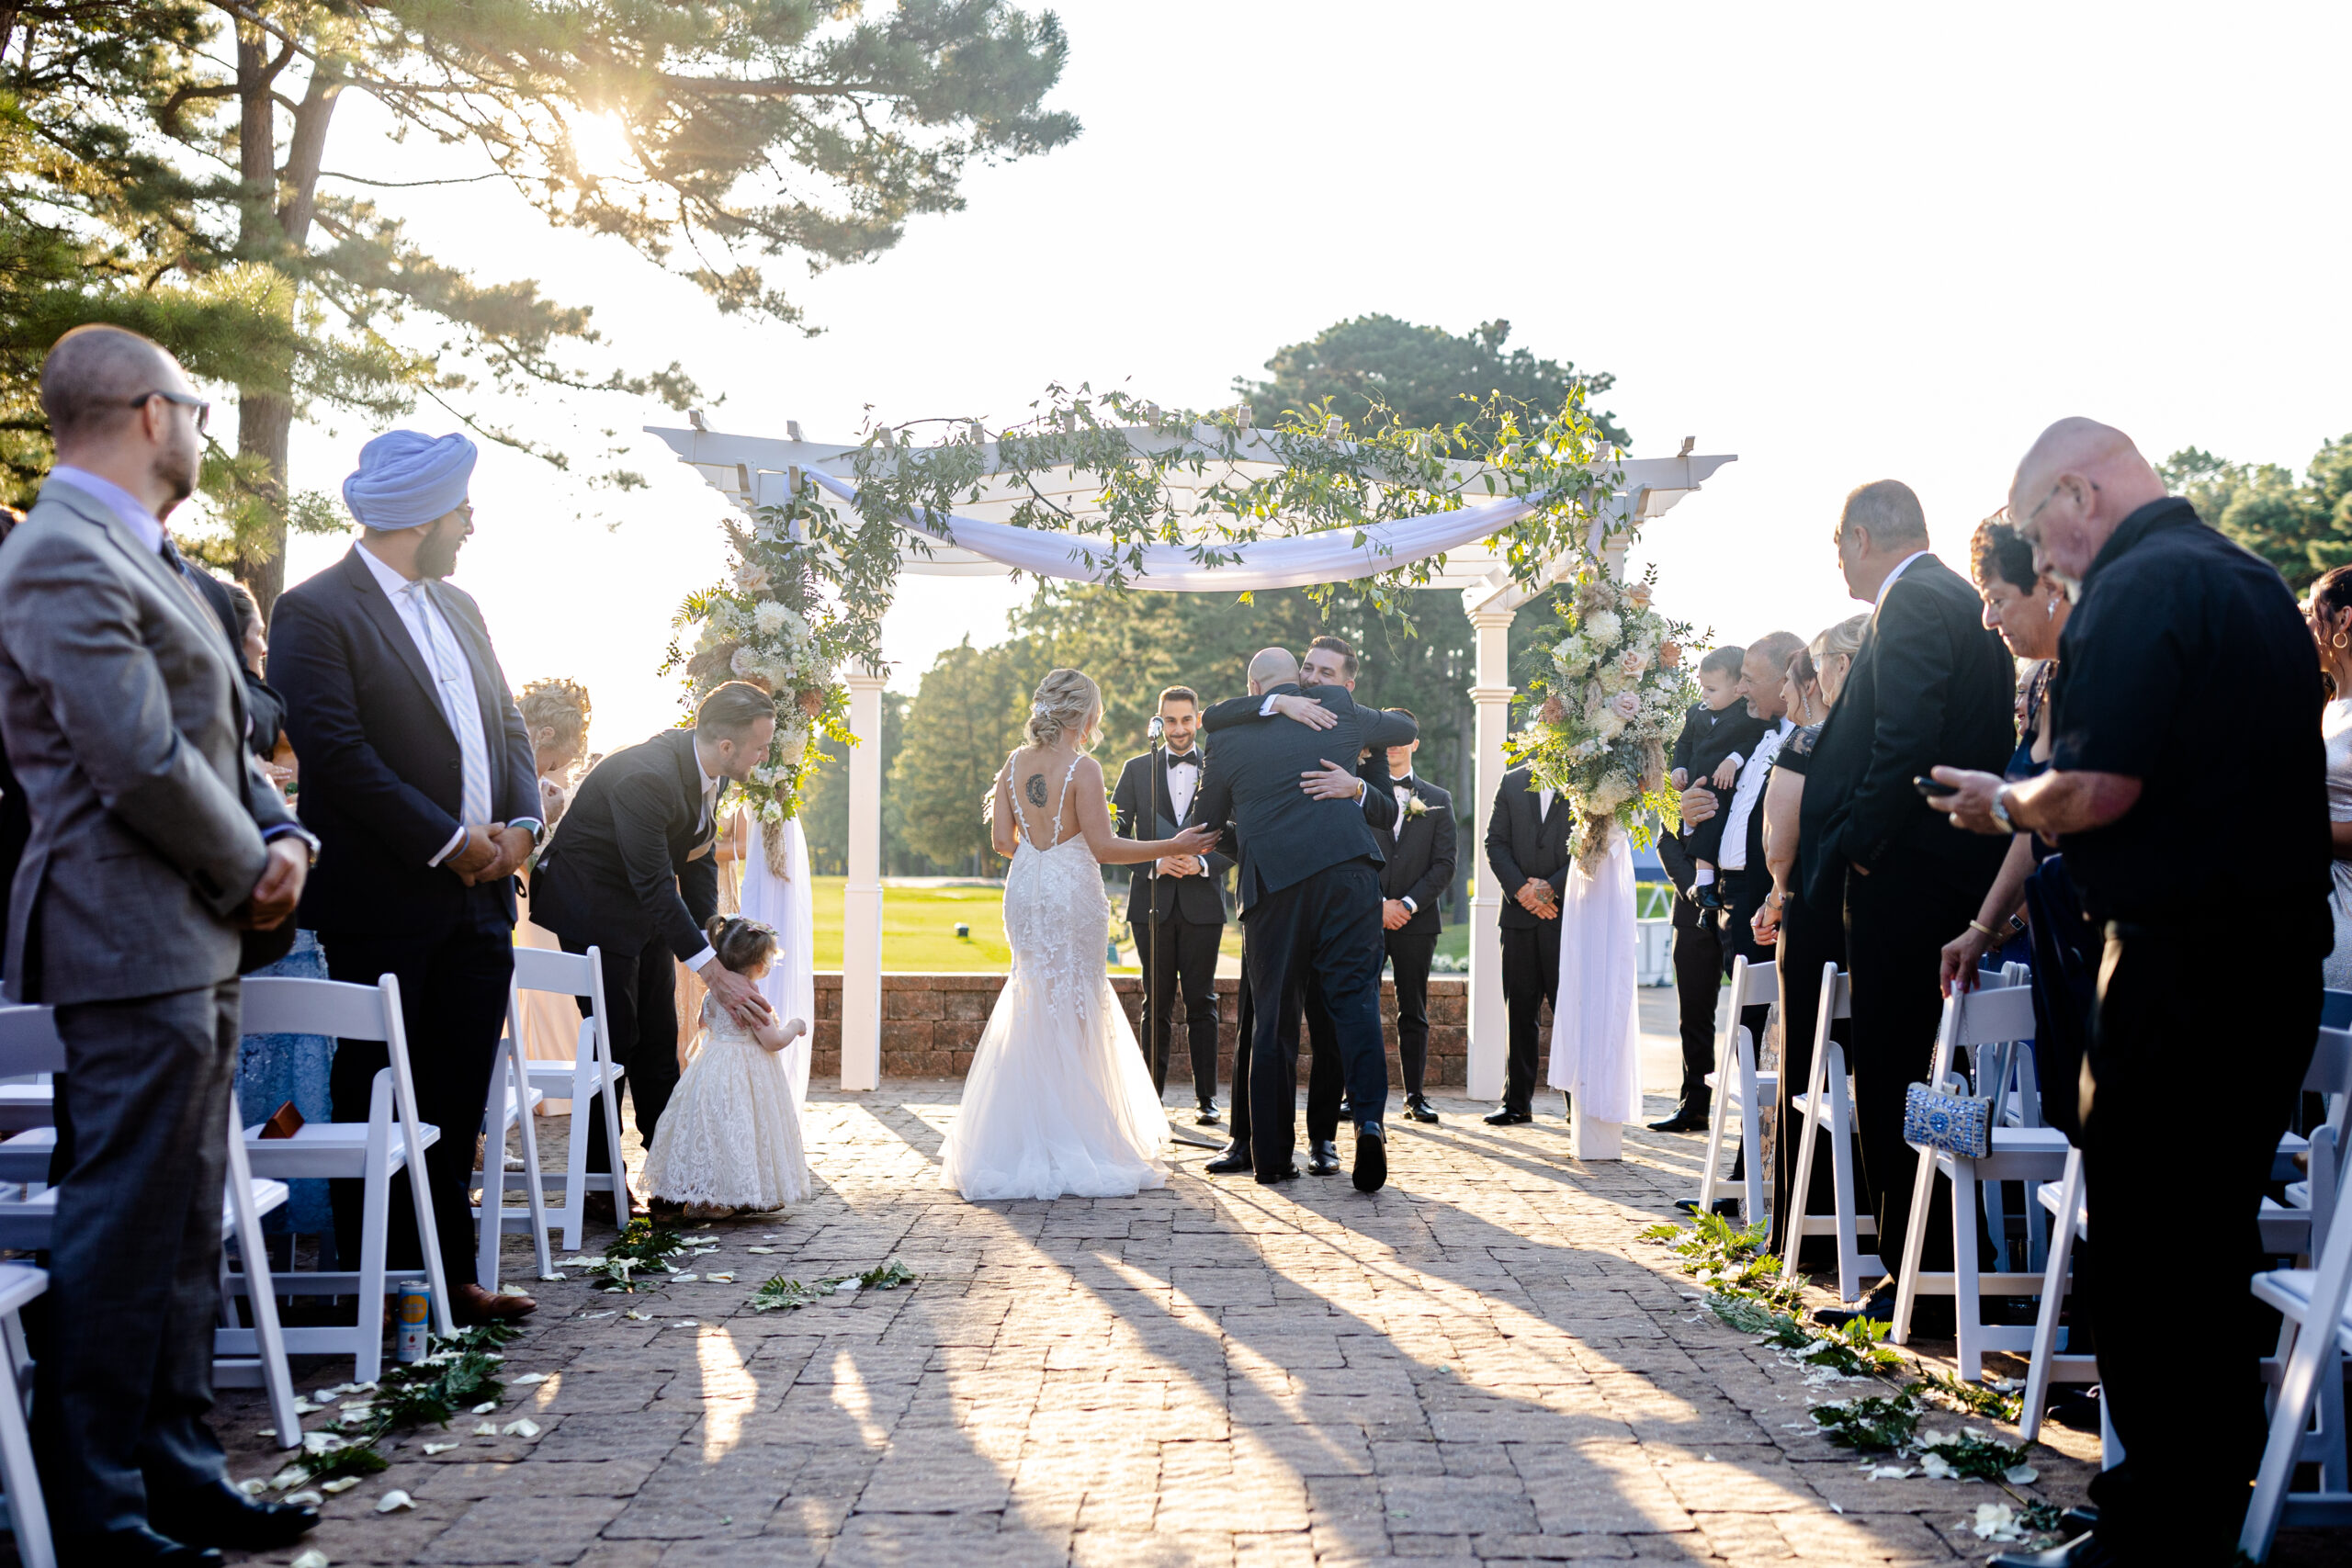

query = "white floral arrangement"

[
  {"left": 1507, "top": 568, "right": 1700, "bottom": 867},
  {"left": 666, "top": 513, "right": 851, "bottom": 827}
]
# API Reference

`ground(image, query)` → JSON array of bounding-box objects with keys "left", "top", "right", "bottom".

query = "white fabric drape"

[
  {"left": 804, "top": 468, "right": 1538, "bottom": 591},
  {"left": 1546, "top": 825, "right": 1645, "bottom": 1124},
  {"left": 738, "top": 817, "right": 816, "bottom": 1109}
]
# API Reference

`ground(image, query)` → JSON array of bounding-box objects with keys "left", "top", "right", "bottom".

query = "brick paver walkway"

[{"left": 208, "top": 1084, "right": 2332, "bottom": 1567}]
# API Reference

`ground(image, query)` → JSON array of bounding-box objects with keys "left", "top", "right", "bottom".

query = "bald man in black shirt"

[{"left": 1932, "top": 418, "right": 2331, "bottom": 1568}]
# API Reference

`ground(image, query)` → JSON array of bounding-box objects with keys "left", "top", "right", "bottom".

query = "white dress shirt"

[
  {"left": 681, "top": 750, "right": 726, "bottom": 974},
  {"left": 356, "top": 542, "right": 502, "bottom": 867},
  {"left": 1538, "top": 785, "right": 1555, "bottom": 818},
  {"left": 1391, "top": 773, "right": 1421, "bottom": 911},
  {"left": 1162, "top": 749, "right": 1201, "bottom": 821},
  {"left": 1717, "top": 716, "right": 1795, "bottom": 872},
  {"left": 1874, "top": 549, "right": 1930, "bottom": 611}
]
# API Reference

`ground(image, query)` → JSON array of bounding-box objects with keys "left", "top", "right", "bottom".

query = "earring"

[{"left": 2335, "top": 631, "right": 2347, "bottom": 649}]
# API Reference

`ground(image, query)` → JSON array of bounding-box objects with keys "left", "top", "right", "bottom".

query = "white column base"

[{"left": 1570, "top": 1108, "right": 1623, "bottom": 1161}]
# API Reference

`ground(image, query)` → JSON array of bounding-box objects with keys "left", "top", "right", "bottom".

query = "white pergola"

[{"left": 649, "top": 418, "right": 1736, "bottom": 1098}]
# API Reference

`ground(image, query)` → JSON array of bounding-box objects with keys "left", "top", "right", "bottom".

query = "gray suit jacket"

[{"left": 0, "top": 478, "right": 296, "bottom": 1004}]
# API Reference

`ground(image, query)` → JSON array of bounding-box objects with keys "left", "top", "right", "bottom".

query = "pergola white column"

[
  {"left": 839, "top": 661, "right": 886, "bottom": 1091},
  {"left": 649, "top": 419, "right": 1733, "bottom": 1090}
]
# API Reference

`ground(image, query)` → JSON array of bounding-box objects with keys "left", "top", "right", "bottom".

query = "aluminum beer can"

[{"left": 393, "top": 1283, "right": 432, "bottom": 1363}]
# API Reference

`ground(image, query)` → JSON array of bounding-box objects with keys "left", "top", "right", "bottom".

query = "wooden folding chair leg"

[
  {"left": 2018, "top": 1153, "right": 2082, "bottom": 1446},
  {"left": 222, "top": 1101, "right": 300, "bottom": 1450},
  {"left": 0, "top": 1312, "right": 52, "bottom": 1568}
]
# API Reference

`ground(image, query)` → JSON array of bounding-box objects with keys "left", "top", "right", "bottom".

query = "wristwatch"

[{"left": 1988, "top": 786, "right": 2016, "bottom": 834}]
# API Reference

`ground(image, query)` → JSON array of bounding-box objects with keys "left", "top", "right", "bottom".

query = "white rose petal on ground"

[
  {"left": 2004, "top": 1464, "right": 2039, "bottom": 1485},
  {"left": 623, "top": 1310, "right": 649, "bottom": 1321},
  {"left": 706, "top": 1273, "right": 736, "bottom": 1283},
  {"left": 376, "top": 1490, "right": 415, "bottom": 1513},
  {"left": 746, "top": 1247, "right": 775, "bottom": 1255},
  {"left": 671, "top": 1319, "right": 699, "bottom": 1328},
  {"left": 291, "top": 1550, "right": 330, "bottom": 1568},
  {"left": 422, "top": 1442, "right": 458, "bottom": 1455},
  {"left": 320, "top": 1477, "right": 360, "bottom": 1495},
  {"left": 502, "top": 1418, "right": 541, "bottom": 1438},
  {"left": 510, "top": 1372, "right": 548, "bottom": 1385},
  {"left": 238, "top": 1478, "right": 268, "bottom": 1495},
  {"left": 284, "top": 1490, "right": 323, "bottom": 1507},
  {"left": 472, "top": 1422, "right": 499, "bottom": 1437}
]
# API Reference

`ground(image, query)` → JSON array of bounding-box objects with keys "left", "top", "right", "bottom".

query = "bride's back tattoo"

[{"left": 1025, "top": 773, "right": 1048, "bottom": 807}]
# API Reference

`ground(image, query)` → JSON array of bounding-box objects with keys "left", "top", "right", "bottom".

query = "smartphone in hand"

[{"left": 1913, "top": 773, "right": 1956, "bottom": 800}]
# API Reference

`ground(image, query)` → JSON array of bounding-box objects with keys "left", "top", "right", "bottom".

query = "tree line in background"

[
  {"left": 796, "top": 313, "right": 1625, "bottom": 897},
  {"left": 2162, "top": 434, "right": 2352, "bottom": 591}
]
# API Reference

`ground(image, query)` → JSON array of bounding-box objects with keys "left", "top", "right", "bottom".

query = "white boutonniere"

[{"left": 1403, "top": 795, "right": 1429, "bottom": 819}]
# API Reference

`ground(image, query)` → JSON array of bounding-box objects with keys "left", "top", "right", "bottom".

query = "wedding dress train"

[{"left": 941, "top": 754, "right": 1170, "bottom": 1201}]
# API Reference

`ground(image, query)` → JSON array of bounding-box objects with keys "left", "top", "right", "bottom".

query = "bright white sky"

[{"left": 269, "top": 1, "right": 2352, "bottom": 752}]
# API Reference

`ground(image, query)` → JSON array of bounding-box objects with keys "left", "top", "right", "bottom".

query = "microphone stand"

[{"left": 1146, "top": 712, "right": 1163, "bottom": 1109}]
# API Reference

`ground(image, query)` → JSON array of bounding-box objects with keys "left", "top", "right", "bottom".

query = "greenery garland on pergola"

[{"left": 664, "top": 383, "right": 1629, "bottom": 827}]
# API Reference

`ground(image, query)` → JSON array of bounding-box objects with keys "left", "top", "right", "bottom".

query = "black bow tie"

[
  {"left": 1165, "top": 752, "right": 1198, "bottom": 768},
  {"left": 1392, "top": 777, "right": 1415, "bottom": 791}
]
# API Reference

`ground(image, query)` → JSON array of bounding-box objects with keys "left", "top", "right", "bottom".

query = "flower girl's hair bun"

[
  {"left": 704, "top": 913, "right": 780, "bottom": 976},
  {"left": 1023, "top": 668, "right": 1102, "bottom": 752}
]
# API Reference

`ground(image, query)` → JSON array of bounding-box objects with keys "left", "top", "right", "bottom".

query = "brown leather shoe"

[{"left": 453, "top": 1282, "right": 537, "bottom": 1324}]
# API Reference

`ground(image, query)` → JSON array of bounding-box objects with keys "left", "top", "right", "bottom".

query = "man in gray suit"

[{"left": 0, "top": 325, "right": 322, "bottom": 1562}]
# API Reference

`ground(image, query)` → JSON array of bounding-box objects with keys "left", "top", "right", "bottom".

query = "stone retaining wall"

[{"left": 808, "top": 972, "right": 1509, "bottom": 1087}]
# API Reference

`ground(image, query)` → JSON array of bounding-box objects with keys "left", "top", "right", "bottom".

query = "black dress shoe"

[
  {"left": 1647, "top": 1108, "right": 1709, "bottom": 1134},
  {"left": 151, "top": 1479, "right": 320, "bottom": 1551},
  {"left": 1204, "top": 1143, "right": 1252, "bottom": 1174},
  {"left": 1352, "top": 1123, "right": 1387, "bottom": 1192},
  {"left": 1985, "top": 1530, "right": 2115, "bottom": 1568},
  {"left": 2061, "top": 1506, "right": 2098, "bottom": 1532},
  {"left": 1306, "top": 1139, "right": 1341, "bottom": 1175},
  {"left": 1484, "top": 1107, "right": 1532, "bottom": 1125},
  {"left": 1693, "top": 883, "right": 1724, "bottom": 909},
  {"left": 1814, "top": 1284, "right": 1948, "bottom": 1334},
  {"left": 1195, "top": 1101, "right": 1220, "bottom": 1125},
  {"left": 1405, "top": 1095, "right": 1439, "bottom": 1123},
  {"left": 1255, "top": 1165, "right": 1299, "bottom": 1184},
  {"left": 59, "top": 1526, "right": 223, "bottom": 1564},
  {"left": 1673, "top": 1197, "right": 1744, "bottom": 1217}
]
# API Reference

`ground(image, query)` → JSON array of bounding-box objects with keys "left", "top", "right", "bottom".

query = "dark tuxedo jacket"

[
  {"left": 1796, "top": 553, "right": 2016, "bottom": 910},
  {"left": 1370, "top": 773, "right": 1455, "bottom": 936},
  {"left": 271, "top": 546, "right": 537, "bottom": 936},
  {"left": 1194, "top": 685, "right": 1417, "bottom": 909},
  {"left": 1485, "top": 766, "right": 1575, "bottom": 931},
  {"left": 1112, "top": 748, "right": 1232, "bottom": 926},
  {"left": 530, "top": 728, "right": 722, "bottom": 962}
]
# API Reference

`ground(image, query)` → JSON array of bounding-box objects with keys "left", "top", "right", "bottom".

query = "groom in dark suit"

[
  {"left": 1111, "top": 685, "right": 1232, "bottom": 1121},
  {"left": 1190, "top": 648, "right": 1417, "bottom": 1190},
  {"left": 1798, "top": 479, "right": 2014, "bottom": 1326},
  {"left": 1484, "top": 765, "right": 1574, "bottom": 1123},
  {"left": 272, "top": 429, "right": 546, "bottom": 1325},
  {"left": 531, "top": 682, "right": 778, "bottom": 1190}
]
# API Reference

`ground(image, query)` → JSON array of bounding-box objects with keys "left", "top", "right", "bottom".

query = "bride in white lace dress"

[{"left": 942, "top": 669, "right": 1220, "bottom": 1201}]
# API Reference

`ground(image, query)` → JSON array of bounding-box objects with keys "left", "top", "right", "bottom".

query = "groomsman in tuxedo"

[
  {"left": 1111, "top": 685, "right": 1233, "bottom": 1122},
  {"left": 0, "top": 325, "right": 320, "bottom": 1559},
  {"left": 1484, "top": 766, "right": 1572, "bottom": 1123},
  {"left": 531, "top": 682, "right": 778, "bottom": 1196},
  {"left": 1797, "top": 481, "right": 2013, "bottom": 1329},
  {"left": 271, "top": 429, "right": 544, "bottom": 1326},
  {"left": 1370, "top": 714, "right": 1455, "bottom": 1122}
]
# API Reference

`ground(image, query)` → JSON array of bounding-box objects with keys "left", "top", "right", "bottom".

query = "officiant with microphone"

[{"left": 1112, "top": 685, "right": 1232, "bottom": 1123}]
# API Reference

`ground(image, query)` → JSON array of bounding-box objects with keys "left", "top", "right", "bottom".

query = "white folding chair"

[
  {"left": 1780, "top": 964, "right": 1880, "bottom": 1303},
  {"left": 1698, "top": 957, "right": 1779, "bottom": 1224},
  {"left": 504, "top": 947, "right": 631, "bottom": 1253},
  {"left": 231, "top": 974, "right": 452, "bottom": 1382},
  {"left": 471, "top": 1022, "right": 551, "bottom": 1292},
  {"left": 2260, "top": 1022, "right": 2352, "bottom": 1261},
  {"left": 2242, "top": 1077, "right": 2352, "bottom": 1559},
  {"left": 1890, "top": 981, "right": 2071, "bottom": 1379},
  {"left": 0, "top": 1008, "right": 302, "bottom": 1452},
  {"left": 2017, "top": 1146, "right": 2102, "bottom": 1453},
  {"left": 0, "top": 1263, "right": 52, "bottom": 1568}
]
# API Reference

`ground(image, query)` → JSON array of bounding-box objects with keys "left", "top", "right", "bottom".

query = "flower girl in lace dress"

[{"left": 640, "top": 915, "right": 810, "bottom": 1217}]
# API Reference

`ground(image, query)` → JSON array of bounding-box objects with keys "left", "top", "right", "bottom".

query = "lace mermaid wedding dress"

[{"left": 940, "top": 752, "right": 1170, "bottom": 1201}]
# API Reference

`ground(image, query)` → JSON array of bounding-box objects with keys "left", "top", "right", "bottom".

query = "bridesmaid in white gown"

[{"left": 942, "top": 669, "right": 1219, "bottom": 1201}]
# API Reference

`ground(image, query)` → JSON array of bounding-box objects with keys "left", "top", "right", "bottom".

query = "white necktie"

[{"left": 405, "top": 581, "right": 491, "bottom": 826}]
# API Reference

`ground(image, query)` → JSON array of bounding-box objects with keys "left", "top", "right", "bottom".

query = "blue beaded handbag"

[{"left": 1904, "top": 1080, "right": 1992, "bottom": 1159}]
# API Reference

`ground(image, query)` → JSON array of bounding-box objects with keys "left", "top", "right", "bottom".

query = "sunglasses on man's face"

[{"left": 128, "top": 389, "right": 210, "bottom": 434}]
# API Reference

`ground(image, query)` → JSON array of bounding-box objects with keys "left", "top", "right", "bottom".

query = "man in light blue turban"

[{"left": 269, "top": 428, "right": 546, "bottom": 1325}]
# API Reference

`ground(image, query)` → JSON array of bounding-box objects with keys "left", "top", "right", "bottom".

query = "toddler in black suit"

[{"left": 1669, "top": 645, "right": 1769, "bottom": 909}]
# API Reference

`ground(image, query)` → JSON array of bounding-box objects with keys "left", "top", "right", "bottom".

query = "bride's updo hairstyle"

[{"left": 1024, "top": 668, "right": 1101, "bottom": 751}]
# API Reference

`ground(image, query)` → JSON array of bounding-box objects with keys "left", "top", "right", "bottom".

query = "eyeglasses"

[
  {"left": 2018, "top": 477, "right": 2098, "bottom": 531},
  {"left": 128, "top": 389, "right": 210, "bottom": 434}
]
